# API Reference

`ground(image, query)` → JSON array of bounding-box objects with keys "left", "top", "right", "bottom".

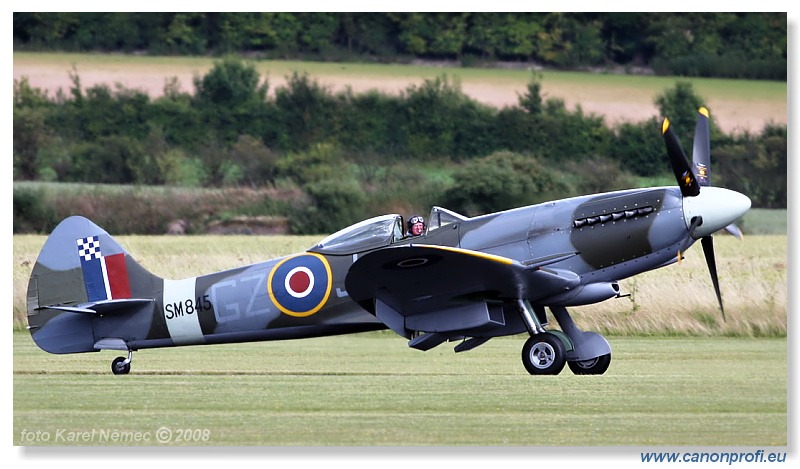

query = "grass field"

[
  {"left": 12, "top": 228, "right": 788, "bottom": 447},
  {"left": 11, "top": 232, "right": 789, "bottom": 447},
  {"left": 12, "top": 330, "right": 787, "bottom": 446},
  {"left": 13, "top": 52, "right": 787, "bottom": 133}
]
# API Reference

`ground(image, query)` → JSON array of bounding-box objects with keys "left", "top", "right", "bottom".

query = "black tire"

[
  {"left": 567, "top": 353, "right": 611, "bottom": 375},
  {"left": 111, "top": 356, "right": 131, "bottom": 375},
  {"left": 521, "top": 333, "right": 566, "bottom": 375}
]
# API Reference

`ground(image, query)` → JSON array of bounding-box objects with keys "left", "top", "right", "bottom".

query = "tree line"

[
  {"left": 13, "top": 12, "right": 787, "bottom": 80},
  {"left": 13, "top": 56, "right": 786, "bottom": 235}
]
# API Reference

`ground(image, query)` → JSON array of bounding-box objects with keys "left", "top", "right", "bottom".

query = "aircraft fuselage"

[{"left": 113, "top": 186, "right": 691, "bottom": 351}]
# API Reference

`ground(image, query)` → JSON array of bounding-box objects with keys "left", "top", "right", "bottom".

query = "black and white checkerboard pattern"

[{"left": 76, "top": 236, "right": 102, "bottom": 262}]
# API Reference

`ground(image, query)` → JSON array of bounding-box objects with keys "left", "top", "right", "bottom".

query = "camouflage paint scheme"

[{"left": 25, "top": 110, "right": 751, "bottom": 375}]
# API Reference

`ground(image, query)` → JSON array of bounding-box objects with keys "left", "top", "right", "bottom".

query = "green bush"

[
  {"left": 360, "top": 162, "right": 443, "bottom": 215},
  {"left": 62, "top": 83, "right": 152, "bottom": 141},
  {"left": 441, "top": 151, "right": 568, "bottom": 216},
  {"left": 612, "top": 118, "right": 668, "bottom": 177},
  {"left": 654, "top": 81, "right": 707, "bottom": 149},
  {"left": 492, "top": 107, "right": 537, "bottom": 154},
  {"left": 275, "top": 142, "right": 352, "bottom": 185},
  {"left": 149, "top": 93, "right": 205, "bottom": 148},
  {"left": 13, "top": 187, "right": 57, "bottom": 233},
  {"left": 290, "top": 178, "right": 369, "bottom": 234},
  {"left": 35, "top": 140, "right": 74, "bottom": 182},
  {"left": 157, "top": 148, "right": 208, "bottom": 187},
  {"left": 493, "top": 76, "right": 613, "bottom": 162},
  {"left": 222, "top": 134, "right": 278, "bottom": 187},
  {"left": 67, "top": 135, "right": 147, "bottom": 184},
  {"left": 192, "top": 55, "right": 270, "bottom": 145},
  {"left": 13, "top": 107, "right": 50, "bottom": 180},
  {"left": 714, "top": 126, "right": 787, "bottom": 209},
  {"left": 400, "top": 75, "right": 497, "bottom": 158},
  {"left": 536, "top": 101, "right": 613, "bottom": 160},
  {"left": 335, "top": 90, "right": 405, "bottom": 156},
  {"left": 566, "top": 156, "right": 639, "bottom": 195},
  {"left": 14, "top": 76, "right": 51, "bottom": 109},
  {"left": 272, "top": 72, "right": 340, "bottom": 151}
]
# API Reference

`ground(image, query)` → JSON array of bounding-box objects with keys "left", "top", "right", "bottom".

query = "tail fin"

[{"left": 26, "top": 216, "right": 161, "bottom": 354}]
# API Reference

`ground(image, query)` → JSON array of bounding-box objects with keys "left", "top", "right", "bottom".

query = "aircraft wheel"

[
  {"left": 111, "top": 357, "right": 131, "bottom": 375},
  {"left": 567, "top": 353, "right": 611, "bottom": 375},
  {"left": 521, "top": 333, "right": 566, "bottom": 375}
]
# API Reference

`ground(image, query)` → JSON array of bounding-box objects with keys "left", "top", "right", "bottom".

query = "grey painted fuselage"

[{"left": 26, "top": 185, "right": 720, "bottom": 355}]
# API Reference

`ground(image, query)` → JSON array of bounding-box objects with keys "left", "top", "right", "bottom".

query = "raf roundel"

[{"left": 267, "top": 253, "right": 332, "bottom": 317}]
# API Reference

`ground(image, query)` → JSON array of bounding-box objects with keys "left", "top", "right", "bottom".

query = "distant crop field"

[
  {"left": 13, "top": 331, "right": 787, "bottom": 446},
  {"left": 13, "top": 52, "right": 786, "bottom": 134}
]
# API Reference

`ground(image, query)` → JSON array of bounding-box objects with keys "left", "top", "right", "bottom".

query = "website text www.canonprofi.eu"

[{"left": 641, "top": 450, "right": 787, "bottom": 464}]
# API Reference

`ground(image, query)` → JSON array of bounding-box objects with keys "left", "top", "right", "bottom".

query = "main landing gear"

[
  {"left": 516, "top": 300, "right": 612, "bottom": 375},
  {"left": 567, "top": 353, "right": 612, "bottom": 375},
  {"left": 521, "top": 332, "right": 566, "bottom": 375},
  {"left": 111, "top": 350, "right": 133, "bottom": 375}
]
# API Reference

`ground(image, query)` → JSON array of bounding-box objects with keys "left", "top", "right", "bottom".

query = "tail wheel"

[
  {"left": 111, "top": 356, "right": 131, "bottom": 375},
  {"left": 521, "top": 333, "right": 566, "bottom": 375},
  {"left": 567, "top": 353, "right": 612, "bottom": 375}
]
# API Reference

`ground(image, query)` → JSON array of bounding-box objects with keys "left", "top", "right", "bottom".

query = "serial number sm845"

[{"left": 164, "top": 295, "right": 212, "bottom": 320}]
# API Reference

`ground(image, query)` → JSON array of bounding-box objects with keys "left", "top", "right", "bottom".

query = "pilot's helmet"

[{"left": 407, "top": 215, "right": 425, "bottom": 236}]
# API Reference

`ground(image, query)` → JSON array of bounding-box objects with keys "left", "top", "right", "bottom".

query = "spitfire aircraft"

[{"left": 26, "top": 108, "right": 750, "bottom": 375}]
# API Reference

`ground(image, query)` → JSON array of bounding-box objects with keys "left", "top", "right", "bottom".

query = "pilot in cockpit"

[{"left": 406, "top": 215, "right": 426, "bottom": 237}]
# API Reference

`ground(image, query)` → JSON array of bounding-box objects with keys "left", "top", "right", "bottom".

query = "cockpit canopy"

[
  {"left": 308, "top": 207, "right": 469, "bottom": 256},
  {"left": 427, "top": 206, "right": 468, "bottom": 232},
  {"left": 310, "top": 214, "right": 404, "bottom": 255}
]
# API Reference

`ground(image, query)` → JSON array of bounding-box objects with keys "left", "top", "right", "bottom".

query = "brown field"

[{"left": 13, "top": 52, "right": 787, "bottom": 134}]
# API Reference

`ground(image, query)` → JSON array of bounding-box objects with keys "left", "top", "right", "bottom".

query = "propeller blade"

[
  {"left": 701, "top": 236, "right": 725, "bottom": 322},
  {"left": 662, "top": 118, "right": 701, "bottom": 197},
  {"left": 724, "top": 223, "right": 744, "bottom": 240},
  {"left": 692, "top": 107, "right": 711, "bottom": 186}
]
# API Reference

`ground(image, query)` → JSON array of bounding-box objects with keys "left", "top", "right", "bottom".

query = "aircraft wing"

[{"left": 345, "top": 245, "right": 580, "bottom": 336}]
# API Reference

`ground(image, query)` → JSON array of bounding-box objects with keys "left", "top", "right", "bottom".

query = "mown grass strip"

[{"left": 13, "top": 331, "right": 786, "bottom": 446}]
